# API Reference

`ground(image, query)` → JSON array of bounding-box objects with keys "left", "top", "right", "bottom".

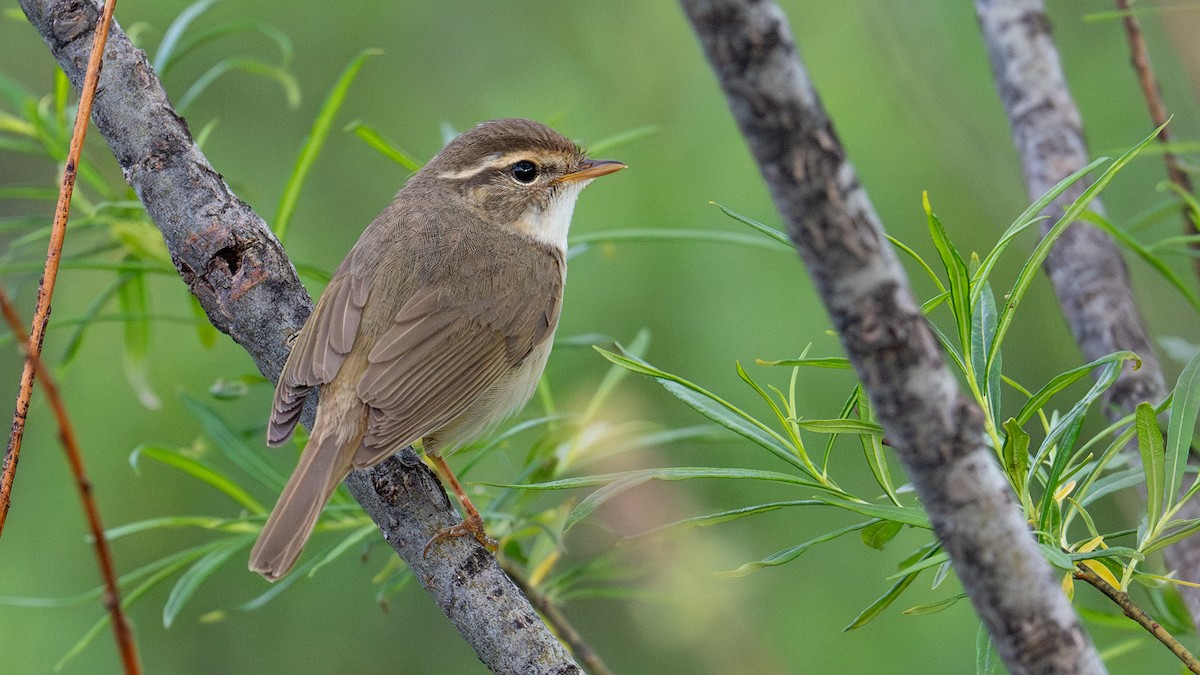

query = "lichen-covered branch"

[
  {"left": 973, "top": 0, "right": 1166, "bottom": 416},
  {"left": 679, "top": 1, "right": 1104, "bottom": 673},
  {"left": 972, "top": 0, "right": 1200, "bottom": 628},
  {"left": 18, "top": 0, "right": 578, "bottom": 671}
]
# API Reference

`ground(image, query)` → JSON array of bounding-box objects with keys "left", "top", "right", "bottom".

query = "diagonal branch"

[
  {"left": 972, "top": 0, "right": 1200, "bottom": 630},
  {"left": 678, "top": 0, "right": 1103, "bottom": 673},
  {"left": 0, "top": 287, "right": 141, "bottom": 675},
  {"left": 17, "top": 0, "right": 579, "bottom": 671}
]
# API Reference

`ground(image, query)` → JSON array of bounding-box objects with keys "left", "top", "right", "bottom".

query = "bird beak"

[{"left": 558, "top": 159, "right": 626, "bottom": 184}]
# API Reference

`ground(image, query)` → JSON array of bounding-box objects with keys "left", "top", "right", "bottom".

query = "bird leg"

[{"left": 423, "top": 453, "right": 497, "bottom": 557}]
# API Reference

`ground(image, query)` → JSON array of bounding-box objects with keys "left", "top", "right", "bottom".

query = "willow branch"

[
  {"left": 972, "top": 0, "right": 1200, "bottom": 629},
  {"left": 1075, "top": 565, "right": 1200, "bottom": 673},
  {"left": 18, "top": 1, "right": 578, "bottom": 671},
  {"left": 503, "top": 561, "right": 613, "bottom": 675},
  {"left": 0, "top": 288, "right": 141, "bottom": 674},
  {"left": 0, "top": 0, "right": 116, "bottom": 538},
  {"left": 679, "top": 1, "right": 1103, "bottom": 672},
  {"left": 1115, "top": 0, "right": 1200, "bottom": 279}
]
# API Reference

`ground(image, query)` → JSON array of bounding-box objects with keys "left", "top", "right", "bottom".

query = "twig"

[
  {"left": 0, "top": 0, "right": 116, "bottom": 537},
  {"left": 1075, "top": 564, "right": 1200, "bottom": 673},
  {"left": 1115, "top": 0, "right": 1200, "bottom": 280},
  {"left": 679, "top": 1, "right": 1103, "bottom": 673},
  {"left": 0, "top": 288, "right": 141, "bottom": 674},
  {"left": 502, "top": 560, "right": 613, "bottom": 675}
]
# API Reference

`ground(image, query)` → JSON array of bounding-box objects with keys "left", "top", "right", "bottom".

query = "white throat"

[{"left": 518, "top": 180, "right": 587, "bottom": 251}]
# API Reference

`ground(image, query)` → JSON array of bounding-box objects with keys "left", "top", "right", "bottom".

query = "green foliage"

[
  {"left": 486, "top": 124, "right": 1200, "bottom": 659},
  {"left": 4, "top": 3, "right": 1200, "bottom": 672}
]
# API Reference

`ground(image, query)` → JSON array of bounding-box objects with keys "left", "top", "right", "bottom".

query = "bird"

[{"left": 249, "top": 118, "right": 625, "bottom": 580}]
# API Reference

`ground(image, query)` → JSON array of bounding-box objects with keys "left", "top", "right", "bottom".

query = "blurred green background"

[{"left": 1, "top": 0, "right": 1199, "bottom": 672}]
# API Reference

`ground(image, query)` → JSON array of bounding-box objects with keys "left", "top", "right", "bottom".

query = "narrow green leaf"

[
  {"left": 1015, "top": 351, "right": 1141, "bottom": 426},
  {"left": 626, "top": 500, "right": 823, "bottom": 540},
  {"left": 1083, "top": 210, "right": 1200, "bottom": 312},
  {"left": 55, "top": 540, "right": 232, "bottom": 671},
  {"left": 130, "top": 445, "right": 266, "bottom": 514},
  {"left": 163, "top": 537, "right": 250, "bottom": 627},
  {"left": 58, "top": 275, "right": 125, "bottom": 370},
  {"left": 343, "top": 120, "right": 422, "bottom": 171},
  {"left": 861, "top": 520, "right": 903, "bottom": 550},
  {"left": 795, "top": 418, "right": 883, "bottom": 435},
  {"left": 857, "top": 392, "right": 900, "bottom": 506},
  {"left": 593, "top": 347, "right": 802, "bottom": 470},
  {"left": 570, "top": 228, "right": 789, "bottom": 252},
  {"left": 1001, "top": 418, "right": 1030, "bottom": 481},
  {"left": 162, "top": 20, "right": 294, "bottom": 78},
  {"left": 925, "top": 193, "right": 972, "bottom": 357},
  {"left": 152, "top": 0, "right": 219, "bottom": 73},
  {"left": 710, "top": 202, "right": 792, "bottom": 246},
  {"left": 307, "top": 524, "right": 378, "bottom": 577},
  {"left": 1027, "top": 359, "right": 1125, "bottom": 489},
  {"left": 971, "top": 159, "right": 1104, "bottom": 304},
  {"left": 179, "top": 393, "right": 287, "bottom": 489},
  {"left": 756, "top": 356, "right": 851, "bottom": 369},
  {"left": 176, "top": 57, "right": 300, "bottom": 113},
  {"left": 903, "top": 594, "right": 966, "bottom": 616},
  {"left": 1167, "top": 348, "right": 1200, "bottom": 510},
  {"left": 976, "top": 622, "right": 999, "bottom": 675},
  {"left": 584, "top": 125, "right": 658, "bottom": 156},
  {"left": 812, "top": 495, "right": 930, "bottom": 528},
  {"left": 552, "top": 467, "right": 822, "bottom": 532},
  {"left": 117, "top": 273, "right": 161, "bottom": 410},
  {"left": 1144, "top": 519, "right": 1200, "bottom": 556},
  {"left": 717, "top": 521, "right": 872, "bottom": 577},
  {"left": 273, "top": 49, "right": 381, "bottom": 241},
  {"left": 987, "top": 127, "right": 1164, "bottom": 377},
  {"left": 105, "top": 515, "right": 255, "bottom": 540},
  {"left": 1038, "top": 543, "right": 1076, "bottom": 571},
  {"left": 844, "top": 569, "right": 920, "bottom": 630},
  {"left": 1136, "top": 402, "right": 1165, "bottom": 533},
  {"left": 971, "top": 281, "right": 1001, "bottom": 421},
  {"left": 189, "top": 292, "right": 219, "bottom": 348},
  {"left": 887, "top": 551, "right": 951, "bottom": 579}
]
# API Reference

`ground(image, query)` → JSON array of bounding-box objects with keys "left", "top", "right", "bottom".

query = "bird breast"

[{"left": 428, "top": 336, "right": 555, "bottom": 455}]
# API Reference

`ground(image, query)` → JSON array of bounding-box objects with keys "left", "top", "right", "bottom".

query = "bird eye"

[{"left": 510, "top": 160, "right": 539, "bottom": 184}]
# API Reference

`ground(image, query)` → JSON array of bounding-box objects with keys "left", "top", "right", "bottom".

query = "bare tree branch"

[
  {"left": 17, "top": 0, "right": 579, "bottom": 671},
  {"left": 972, "top": 0, "right": 1200, "bottom": 627},
  {"left": 678, "top": 1, "right": 1103, "bottom": 672}
]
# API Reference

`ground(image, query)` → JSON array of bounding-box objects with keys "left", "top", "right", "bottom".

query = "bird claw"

[{"left": 422, "top": 514, "right": 497, "bottom": 558}]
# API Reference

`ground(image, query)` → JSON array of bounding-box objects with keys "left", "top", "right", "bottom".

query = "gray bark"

[
  {"left": 18, "top": 0, "right": 578, "bottom": 672},
  {"left": 679, "top": 1, "right": 1104, "bottom": 673},
  {"left": 973, "top": 0, "right": 1200, "bottom": 626}
]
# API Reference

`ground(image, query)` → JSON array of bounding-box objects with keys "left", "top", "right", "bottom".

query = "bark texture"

[
  {"left": 18, "top": 1, "right": 578, "bottom": 671},
  {"left": 973, "top": 0, "right": 1200, "bottom": 626},
  {"left": 679, "top": 1, "right": 1105, "bottom": 673}
]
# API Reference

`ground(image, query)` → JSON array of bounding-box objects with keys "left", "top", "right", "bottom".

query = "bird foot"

[{"left": 422, "top": 513, "right": 497, "bottom": 558}]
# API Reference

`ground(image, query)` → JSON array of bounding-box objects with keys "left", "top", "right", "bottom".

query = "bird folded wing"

[
  {"left": 353, "top": 286, "right": 520, "bottom": 467},
  {"left": 267, "top": 271, "right": 370, "bottom": 446}
]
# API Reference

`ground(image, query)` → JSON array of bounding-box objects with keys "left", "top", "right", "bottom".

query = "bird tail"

[{"left": 249, "top": 423, "right": 358, "bottom": 581}]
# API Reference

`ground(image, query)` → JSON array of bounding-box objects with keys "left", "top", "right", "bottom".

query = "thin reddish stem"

[
  {"left": 0, "top": 288, "right": 141, "bottom": 674},
  {"left": 0, "top": 0, "right": 118, "bottom": 534},
  {"left": 1115, "top": 0, "right": 1199, "bottom": 278}
]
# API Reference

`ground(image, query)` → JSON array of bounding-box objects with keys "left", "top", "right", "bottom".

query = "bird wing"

[
  {"left": 267, "top": 269, "right": 371, "bottom": 446},
  {"left": 354, "top": 245, "right": 564, "bottom": 464}
]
